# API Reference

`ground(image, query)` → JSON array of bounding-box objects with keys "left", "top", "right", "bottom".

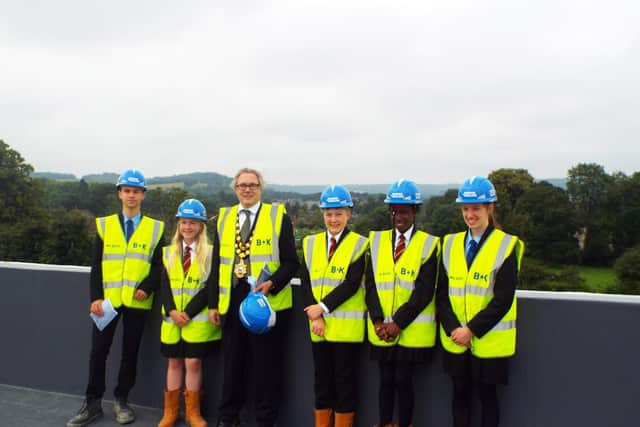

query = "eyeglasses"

[{"left": 235, "top": 183, "right": 261, "bottom": 190}]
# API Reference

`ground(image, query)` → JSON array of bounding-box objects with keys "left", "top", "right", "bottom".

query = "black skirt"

[
  {"left": 442, "top": 351, "right": 510, "bottom": 385},
  {"left": 369, "top": 343, "right": 433, "bottom": 363},
  {"left": 161, "top": 339, "right": 219, "bottom": 359}
]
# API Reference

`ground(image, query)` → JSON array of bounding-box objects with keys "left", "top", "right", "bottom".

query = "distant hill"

[
  {"left": 270, "top": 183, "right": 459, "bottom": 197},
  {"left": 82, "top": 172, "right": 120, "bottom": 183},
  {"left": 32, "top": 171, "right": 566, "bottom": 197},
  {"left": 32, "top": 172, "right": 77, "bottom": 180}
]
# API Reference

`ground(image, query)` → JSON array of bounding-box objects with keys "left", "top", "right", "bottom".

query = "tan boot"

[
  {"left": 157, "top": 389, "right": 181, "bottom": 427},
  {"left": 334, "top": 412, "right": 354, "bottom": 427},
  {"left": 184, "top": 390, "right": 207, "bottom": 427},
  {"left": 314, "top": 408, "right": 333, "bottom": 427}
]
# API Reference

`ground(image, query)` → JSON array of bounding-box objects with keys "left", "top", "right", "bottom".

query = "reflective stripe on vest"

[
  {"left": 439, "top": 230, "right": 524, "bottom": 358},
  {"left": 160, "top": 244, "right": 221, "bottom": 344},
  {"left": 217, "top": 203, "right": 291, "bottom": 314},
  {"left": 97, "top": 215, "right": 164, "bottom": 310},
  {"left": 303, "top": 231, "right": 368, "bottom": 343},
  {"left": 368, "top": 229, "right": 440, "bottom": 348}
]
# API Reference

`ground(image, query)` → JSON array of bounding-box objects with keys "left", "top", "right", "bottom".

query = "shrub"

[
  {"left": 613, "top": 246, "right": 640, "bottom": 295},
  {"left": 519, "top": 258, "right": 586, "bottom": 292}
]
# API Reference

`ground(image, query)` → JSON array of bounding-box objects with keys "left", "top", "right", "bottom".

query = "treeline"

[{"left": 2, "top": 140, "right": 639, "bottom": 293}]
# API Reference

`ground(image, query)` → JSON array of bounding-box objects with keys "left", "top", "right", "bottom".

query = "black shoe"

[
  {"left": 66, "top": 399, "right": 103, "bottom": 427},
  {"left": 113, "top": 397, "right": 136, "bottom": 424}
]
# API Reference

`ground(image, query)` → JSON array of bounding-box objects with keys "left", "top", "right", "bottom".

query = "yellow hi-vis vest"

[
  {"left": 367, "top": 230, "right": 440, "bottom": 348},
  {"left": 217, "top": 203, "right": 291, "bottom": 314},
  {"left": 303, "top": 232, "right": 369, "bottom": 343},
  {"left": 160, "top": 245, "right": 221, "bottom": 344},
  {"left": 439, "top": 229, "right": 524, "bottom": 358},
  {"left": 96, "top": 214, "right": 164, "bottom": 310}
]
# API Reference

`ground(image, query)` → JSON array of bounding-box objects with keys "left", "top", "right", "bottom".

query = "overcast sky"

[{"left": 1, "top": 0, "right": 639, "bottom": 185}]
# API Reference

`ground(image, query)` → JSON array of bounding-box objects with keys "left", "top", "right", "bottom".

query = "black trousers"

[
  {"left": 378, "top": 360, "right": 416, "bottom": 427},
  {"left": 311, "top": 341, "right": 359, "bottom": 413},
  {"left": 218, "top": 281, "right": 289, "bottom": 427},
  {"left": 85, "top": 306, "right": 148, "bottom": 400},
  {"left": 451, "top": 376, "right": 499, "bottom": 427}
]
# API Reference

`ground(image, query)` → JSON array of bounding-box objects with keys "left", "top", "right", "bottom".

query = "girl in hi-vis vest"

[
  {"left": 365, "top": 180, "right": 440, "bottom": 427},
  {"left": 157, "top": 199, "right": 221, "bottom": 427},
  {"left": 436, "top": 177, "right": 524, "bottom": 427},
  {"left": 301, "top": 185, "right": 368, "bottom": 427}
]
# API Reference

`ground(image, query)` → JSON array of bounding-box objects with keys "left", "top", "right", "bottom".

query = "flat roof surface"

[{"left": 0, "top": 384, "right": 167, "bottom": 427}]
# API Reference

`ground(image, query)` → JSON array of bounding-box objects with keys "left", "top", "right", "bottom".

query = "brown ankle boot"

[
  {"left": 157, "top": 389, "right": 180, "bottom": 427},
  {"left": 314, "top": 408, "right": 333, "bottom": 427},
  {"left": 184, "top": 390, "right": 207, "bottom": 427},
  {"left": 334, "top": 412, "right": 354, "bottom": 427}
]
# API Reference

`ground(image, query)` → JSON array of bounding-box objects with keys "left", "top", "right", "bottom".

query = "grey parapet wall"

[{"left": 1, "top": 261, "right": 639, "bottom": 427}]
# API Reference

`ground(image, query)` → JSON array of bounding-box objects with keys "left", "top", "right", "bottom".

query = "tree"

[
  {"left": 420, "top": 189, "right": 466, "bottom": 236},
  {"left": 566, "top": 163, "right": 614, "bottom": 265},
  {"left": 488, "top": 168, "right": 535, "bottom": 233},
  {"left": 514, "top": 181, "right": 579, "bottom": 264},
  {"left": 40, "top": 209, "right": 94, "bottom": 265},
  {"left": 0, "top": 140, "right": 50, "bottom": 261}
]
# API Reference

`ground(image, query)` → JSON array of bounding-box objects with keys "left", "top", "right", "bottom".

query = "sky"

[{"left": 1, "top": 0, "right": 639, "bottom": 185}]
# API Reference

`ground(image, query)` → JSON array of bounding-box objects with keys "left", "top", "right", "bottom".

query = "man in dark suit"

[
  {"left": 67, "top": 169, "right": 165, "bottom": 427},
  {"left": 209, "top": 168, "right": 299, "bottom": 427}
]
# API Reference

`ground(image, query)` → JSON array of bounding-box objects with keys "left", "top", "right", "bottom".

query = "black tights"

[
  {"left": 378, "top": 360, "right": 415, "bottom": 427},
  {"left": 452, "top": 376, "right": 499, "bottom": 427}
]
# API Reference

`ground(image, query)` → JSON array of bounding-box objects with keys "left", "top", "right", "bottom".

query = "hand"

[
  {"left": 451, "top": 326, "right": 473, "bottom": 348},
  {"left": 134, "top": 289, "right": 148, "bottom": 301},
  {"left": 374, "top": 321, "right": 389, "bottom": 341},
  {"left": 209, "top": 309, "right": 221, "bottom": 326},
  {"left": 384, "top": 321, "right": 401, "bottom": 342},
  {"left": 90, "top": 299, "right": 104, "bottom": 317},
  {"left": 169, "top": 310, "right": 190, "bottom": 327},
  {"left": 311, "top": 318, "right": 325, "bottom": 337},
  {"left": 304, "top": 304, "right": 324, "bottom": 320},
  {"left": 255, "top": 279, "right": 273, "bottom": 295}
]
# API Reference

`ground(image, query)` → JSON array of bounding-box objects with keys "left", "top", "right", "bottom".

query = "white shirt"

[
  {"left": 182, "top": 241, "right": 196, "bottom": 254},
  {"left": 320, "top": 229, "right": 344, "bottom": 314},
  {"left": 238, "top": 201, "right": 261, "bottom": 229},
  {"left": 326, "top": 230, "right": 344, "bottom": 258},
  {"left": 395, "top": 225, "right": 414, "bottom": 250}
]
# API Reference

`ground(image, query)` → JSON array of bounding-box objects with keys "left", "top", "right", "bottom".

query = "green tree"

[
  {"left": 0, "top": 140, "right": 50, "bottom": 261},
  {"left": 40, "top": 209, "right": 94, "bottom": 265},
  {"left": 566, "top": 163, "right": 614, "bottom": 265},
  {"left": 514, "top": 181, "right": 579, "bottom": 264},
  {"left": 488, "top": 168, "right": 535, "bottom": 233},
  {"left": 420, "top": 189, "right": 465, "bottom": 236}
]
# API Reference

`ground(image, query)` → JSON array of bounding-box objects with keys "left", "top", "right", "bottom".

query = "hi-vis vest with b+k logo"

[
  {"left": 217, "top": 203, "right": 291, "bottom": 314},
  {"left": 96, "top": 214, "right": 164, "bottom": 310},
  {"left": 303, "top": 231, "right": 368, "bottom": 343},
  {"left": 439, "top": 229, "right": 524, "bottom": 358},
  {"left": 161, "top": 244, "right": 221, "bottom": 344},
  {"left": 368, "top": 229, "right": 440, "bottom": 348}
]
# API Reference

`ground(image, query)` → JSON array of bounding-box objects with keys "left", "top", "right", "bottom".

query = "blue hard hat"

[
  {"left": 116, "top": 169, "right": 147, "bottom": 190},
  {"left": 456, "top": 176, "right": 497, "bottom": 204},
  {"left": 319, "top": 185, "right": 354, "bottom": 208},
  {"left": 176, "top": 199, "right": 207, "bottom": 221},
  {"left": 384, "top": 179, "right": 423, "bottom": 204},
  {"left": 239, "top": 279, "right": 276, "bottom": 334}
]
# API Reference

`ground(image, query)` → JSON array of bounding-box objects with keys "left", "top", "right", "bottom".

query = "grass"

[{"left": 577, "top": 266, "right": 616, "bottom": 293}]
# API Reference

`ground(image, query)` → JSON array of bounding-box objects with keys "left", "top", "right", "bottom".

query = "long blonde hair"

[{"left": 168, "top": 221, "right": 212, "bottom": 280}]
